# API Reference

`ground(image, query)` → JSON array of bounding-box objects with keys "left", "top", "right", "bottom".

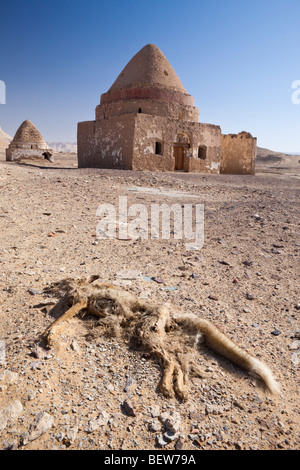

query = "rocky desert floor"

[{"left": 0, "top": 153, "right": 299, "bottom": 451}]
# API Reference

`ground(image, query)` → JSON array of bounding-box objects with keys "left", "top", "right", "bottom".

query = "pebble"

[
  {"left": 161, "top": 411, "right": 181, "bottom": 433},
  {"left": 85, "top": 410, "right": 109, "bottom": 433},
  {"left": 271, "top": 329, "right": 281, "bottom": 336},
  {"left": 123, "top": 376, "right": 135, "bottom": 392},
  {"left": 28, "top": 288, "right": 42, "bottom": 295},
  {"left": 156, "top": 434, "right": 170, "bottom": 447},
  {"left": 123, "top": 399, "right": 136, "bottom": 417}
]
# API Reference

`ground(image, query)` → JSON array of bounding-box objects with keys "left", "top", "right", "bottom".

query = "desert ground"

[{"left": 0, "top": 150, "right": 299, "bottom": 451}]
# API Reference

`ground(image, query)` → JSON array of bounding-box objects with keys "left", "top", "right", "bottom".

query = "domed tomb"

[
  {"left": 6, "top": 120, "right": 53, "bottom": 162},
  {"left": 78, "top": 44, "right": 223, "bottom": 172}
]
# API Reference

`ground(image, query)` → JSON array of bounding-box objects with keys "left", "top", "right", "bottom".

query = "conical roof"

[
  {"left": 12, "top": 120, "right": 46, "bottom": 144},
  {"left": 108, "top": 44, "right": 188, "bottom": 94}
]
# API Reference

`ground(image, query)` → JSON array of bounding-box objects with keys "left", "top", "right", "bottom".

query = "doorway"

[{"left": 174, "top": 147, "right": 184, "bottom": 170}]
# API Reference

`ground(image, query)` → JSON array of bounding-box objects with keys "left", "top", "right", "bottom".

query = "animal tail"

[{"left": 174, "top": 314, "right": 280, "bottom": 394}]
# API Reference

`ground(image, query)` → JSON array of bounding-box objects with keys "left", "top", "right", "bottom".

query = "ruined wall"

[
  {"left": 186, "top": 123, "right": 221, "bottom": 173},
  {"left": 131, "top": 114, "right": 221, "bottom": 172},
  {"left": 77, "top": 115, "right": 136, "bottom": 169},
  {"left": 77, "top": 121, "right": 96, "bottom": 167},
  {"left": 220, "top": 132, "right": 256, "bottom": 175}
]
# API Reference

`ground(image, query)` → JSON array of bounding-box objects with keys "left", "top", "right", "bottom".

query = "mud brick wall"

[{"left": 220, "top": 132, "right": 256, "bottom": 175}]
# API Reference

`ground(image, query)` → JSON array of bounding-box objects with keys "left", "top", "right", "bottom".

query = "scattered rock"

[
  {"left": 289, "top": 340, "right": 300, "bottom": 350},
  {"left": 208, "top": 294, "right": 218, "bottom": 301},
  {"left": 115, "top": 270, "right": 141, "bottom": 280},
  {"left": 156, "top": 433, "right": 170, "bottom": 447},
  {"left": 271, "top": 329, "right": 281, "bottom": 336},
  {"left": 22, "top": 411, "right": 54, "bottom": 445},
  {"left": 161, "top": 411, "right": 181, "bottom": 433},
  {"left": 124, "top": 376, "right": 135, "bottom": 393},
  {"left": 28, "top": 288, "right": 42, "bottom": 295},
  {"left": 0, "top": 370, "right": 18, "bottom": 384},
  {"left": 148, "top": 419, "right": 161, "bottom": 432},
  {"left": 175, "top": 437, "right": 184, "bottom": 450},
  {"left": 205, "top": 403, "right": 232, "bottom": 415},
  {"left": 85, "top": 410, "right": 109, "bottom": 433},
  {"left": 123, "top": 399, "right": 136, "bottom": 417},
  {"left": 0, "top": 400, "right": 23, "bottom": 432},
  {"left": 291, "top": 351, "right": 300, "bottom": 366},
  {"left": 152, "top": 277, "right": 165, "bottom": 284},
  {"left": 246, "top": 293, "right": 254, "bottom": 300}
]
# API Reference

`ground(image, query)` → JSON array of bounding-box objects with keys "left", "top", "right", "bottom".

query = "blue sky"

[{"left": 0, "top": 0, "right": 299, "bottom": 152}]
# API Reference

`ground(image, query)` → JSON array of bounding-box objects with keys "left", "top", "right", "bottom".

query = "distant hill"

[
  {"left": 0, "top": 127, "right": 12, "bottom": 153},
  {"left": 256, "top": 147, "right": 300, "bottom": 168},
  {"left": 47, "top": 142, "right": 77, "bottom": 153}
]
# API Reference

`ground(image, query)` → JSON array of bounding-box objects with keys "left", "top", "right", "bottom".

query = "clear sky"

[{"left": 0, "top": 0, "right": 299, "bottom": 152}]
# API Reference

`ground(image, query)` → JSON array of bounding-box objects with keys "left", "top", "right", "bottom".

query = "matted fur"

[{"left": 42, "top": 275, "right": 280, "bottom": 399}]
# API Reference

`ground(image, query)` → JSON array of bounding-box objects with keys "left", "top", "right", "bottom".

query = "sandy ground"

[{"left": 0, "top": 152, "right": 299, "bottom": 451}]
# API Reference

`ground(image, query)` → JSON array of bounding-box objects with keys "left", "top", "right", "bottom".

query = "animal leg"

[{"left": 43, "top": 300, "right": 87, "bottom": 346}]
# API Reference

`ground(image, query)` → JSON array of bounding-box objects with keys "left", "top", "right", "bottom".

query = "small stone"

[
  {"left": 63, "top": 426, "right": 78, "bottom": 446},
  {"left": 123, "top": 376, "right": 135, "bottom": 392},
  {"left": 149, "top": 404, "right": 160, "bottom": 418},
  {"left": 175, "top": 437, "right": 184, "bottom": 450},
  {"left": 148, "top": 419, "right": 161, "bottom": 432},
  {"left": 163, "top": 430, "right": 178, "bottom": 442},
  {"left": 30, "top": 360, "right": 42, "bottom": 370},
  {"left": 291, "top": 350, "right": 300, "bottom": 365},
  {"left": 162, "top": 411, "right": 181, "bottom": 433},
  {"left": 271, "top": 329, "right": 281, "bottom": 336},
  {"left": 246, "top": 293, "right": 254, "bottom": 300},
  {"left": 208, "top": 294, "right": 218, "bottom": 301},
  {"left": 70, "top": 339, "right": 80, "bottom": 352},
  {"left": 156, "top": 434, "right": 169, "bottom": 447},
  {"left": 153, "top": 277, "right": 164, "bottom": 284},
  {"left": 289, "top": 340, "right": 300, "bottom": 350},
  {"left": 28, "top": 288, "right": 42, "bottom": 295},
  {"left": 85, "top": 410, "right": 109, "bottom": 433},
  {"left": 123, "top": 399, "right": 136, "bottom": 417},
  {"left": 115, "top": 270, "right": 141, "bottom": 280},
  {"left": 191, "top": 273, "right": 200, "bottom": 280},
  {"left": 243, "top": 260, "right": 253, "bottom": 267}
]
